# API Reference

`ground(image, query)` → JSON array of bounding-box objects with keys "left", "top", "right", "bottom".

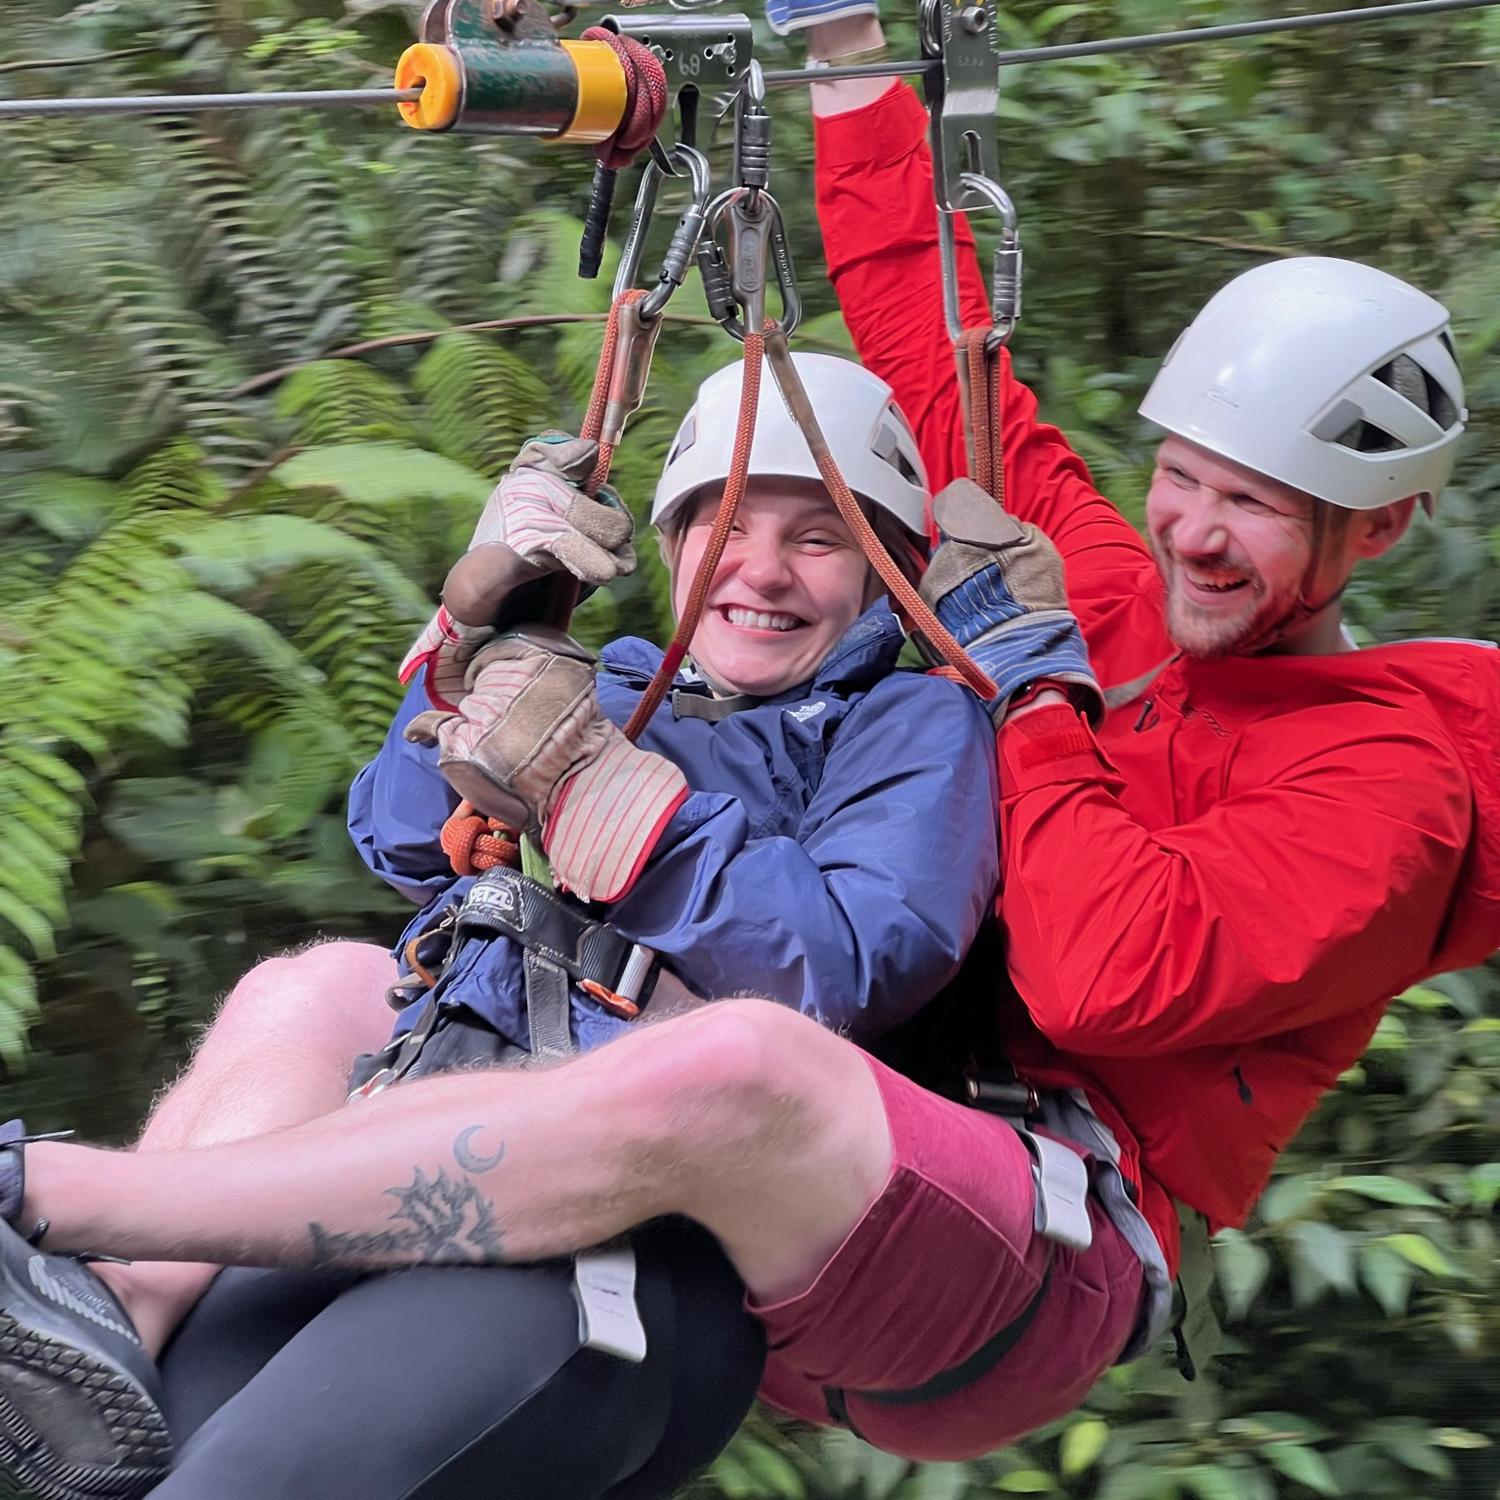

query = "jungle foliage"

[{"left": 1, "top": 0, "right": 1497, "bottom": 1494}]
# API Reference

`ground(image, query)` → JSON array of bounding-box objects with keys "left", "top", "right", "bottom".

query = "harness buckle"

[{"left": 579, "top": 942, "right": 656, "bottom": 1020}]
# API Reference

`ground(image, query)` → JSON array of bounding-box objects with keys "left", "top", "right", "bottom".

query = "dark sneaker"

[{"left": 0, "top": 1218, "right": 172, "bottom": 1499}]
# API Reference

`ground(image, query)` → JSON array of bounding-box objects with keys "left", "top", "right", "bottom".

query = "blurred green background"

[{"left": 1, "top": 0, "right": 1497, "bottom": 1494}]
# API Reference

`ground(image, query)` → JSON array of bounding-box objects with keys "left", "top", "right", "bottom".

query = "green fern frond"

[
  {"left": 293, "top": 587, "right": 412, "bottom": 757},
  {"left": 273, "top": 441, "right": 491, "bottom": 509},
  {"left": 148, "top": 116, "right": 308, "bottom": 361},
  {"left": 92, "top": 256, "right": 267, "bottom": 477},
  {"left": 120, "top": 440, "right": 226, "bottom": 515},
  {"left": 0, "top": 946, "right": 36, "bottom": 1068},
  {"left": 163, "top": 512, "right": 433, "bottom": 621},
  {"left": 275, "top": 361, "right": 415, "bottom": 447},
  {"left": 244, "top": 118, "right": 361, "bottom": 354},
  {"left": 413, "top": 335, "right": 559, "bottom": 477},
  {"left": 501, "top": 209, "right": 616, "bottom": 404}
]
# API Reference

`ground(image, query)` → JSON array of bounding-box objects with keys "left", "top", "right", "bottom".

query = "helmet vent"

[
  {"left": 1374, "top": 353, "right": 1459, "bottom": 431},
  {"left": 666, "top": 416, "right": 697, "bottom": 465},
  {"left": 1335, "top": 417, "right": 1402, "bottom": 455}
]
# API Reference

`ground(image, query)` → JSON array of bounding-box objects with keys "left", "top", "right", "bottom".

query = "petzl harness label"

[{"left": 574, "top": 1245, "right": 647, "bottom": 1363}]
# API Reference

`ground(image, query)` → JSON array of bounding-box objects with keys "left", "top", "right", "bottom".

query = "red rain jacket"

[{"left": 816, "top": 84, "right": 1500, "bottom": 1272}]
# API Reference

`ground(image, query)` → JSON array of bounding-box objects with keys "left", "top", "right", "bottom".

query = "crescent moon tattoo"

[{"left": 454, "top": 1126, "right": 507, "bottom": 1174}]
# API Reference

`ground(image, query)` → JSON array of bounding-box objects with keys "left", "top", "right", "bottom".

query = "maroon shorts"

[{"left": 752, "top": 1053, "right": 1145, "bottom": 1462}]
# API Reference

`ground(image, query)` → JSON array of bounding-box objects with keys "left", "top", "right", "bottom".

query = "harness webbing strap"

[
  {"left": 456, "top": 866, "right": 644, "bottom": 996},
  {"left": 522, "top": 950, "right": 574, "bottom": 1060}
]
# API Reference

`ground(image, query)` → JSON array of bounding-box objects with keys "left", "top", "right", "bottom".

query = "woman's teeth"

[{"left": 725, "top": 608, "right": 801, "bottom": 631}]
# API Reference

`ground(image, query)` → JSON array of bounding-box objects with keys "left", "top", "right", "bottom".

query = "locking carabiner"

[
  {"left": 938, "top": 170, "right": 1021, "bottom": 347},
  {"left": 698, "top": 187, "right": 801, "bottom": 341},
  {"left": 612, "top": 141, "right": 714, "bottom": 321}
]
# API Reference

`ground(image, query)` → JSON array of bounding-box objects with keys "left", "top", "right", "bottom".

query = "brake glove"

[
  {"left": 405, "top": 628, "right": 688, "bottom": 904},
  {"left": 918, "top": 479, "right": 1103, "bottom": 725},
  {"left": 400, "top": 433, "right": 636, "bottom": 709}
]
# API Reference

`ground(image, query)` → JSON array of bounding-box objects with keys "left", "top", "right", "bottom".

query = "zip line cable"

[
  {"left": 0, "top": 87, "right": 419, "bottom": 118},
  {"left": 0, "top": 0, "right": 1495, "bottom": 118},
  {"left": 765, "top": 0, "right": 1500, "bottom": 86}
]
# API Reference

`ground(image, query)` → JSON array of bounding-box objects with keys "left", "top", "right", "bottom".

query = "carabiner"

[
  {"left": 612, "top": 142, "right": 713, "bottom": 322},
  {"left": 938, "top": 170, "right": 1021, "bottom": 347},
  {"left": 698, "top": 186, "right": 801, "bottom": 342}
]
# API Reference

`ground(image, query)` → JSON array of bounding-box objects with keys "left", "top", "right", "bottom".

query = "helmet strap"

[{"left": 1241, "top": 501, "right": 1351, "bottom": 655}]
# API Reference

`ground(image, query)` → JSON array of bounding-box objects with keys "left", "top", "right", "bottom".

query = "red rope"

[
  {"left": 957, "top": 327, "right": 1005, "bottom": 504},
  {"left": 622, "top": 330, "right": 765, "bottom": 741},
  {"left": 581, "top": 29, "right": 668, "bottom": 172}
]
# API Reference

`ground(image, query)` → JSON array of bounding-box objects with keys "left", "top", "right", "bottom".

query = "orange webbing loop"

[
  {"left": 761, "top": 329, "right": 998, "bottom": 701},
  {"left": 956, "top": 326, "right": 1005, "bottom": 505},
  {"left": 621, "top": 328, "right": 766, "bottom": 741}
]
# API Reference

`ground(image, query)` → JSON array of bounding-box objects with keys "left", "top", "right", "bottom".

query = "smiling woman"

[
  {"left": 665, "top": 480, "right": 878, "bottom": 697},
  {"left": 649, "top": 351, "right": 933, "bottom": 696}
]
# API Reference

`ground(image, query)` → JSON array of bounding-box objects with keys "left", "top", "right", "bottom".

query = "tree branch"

[{"left": 228, "top": 312, "right": 847, "bottom": 398}]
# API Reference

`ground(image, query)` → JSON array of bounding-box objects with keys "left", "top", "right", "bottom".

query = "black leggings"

[{"left": 152, "top": 1219, "right": 765, "bottom": 1499}]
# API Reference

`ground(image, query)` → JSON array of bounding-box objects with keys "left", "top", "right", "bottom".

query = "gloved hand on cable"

[
  {"left": 404, "top": 627, "right": 688, "bottom": 904},
  {"left": 917, "top": 479, "right": 1103, "bottom": 726},
  {"left": 400, "top": 433, "right": 636, "bottom": 710}
]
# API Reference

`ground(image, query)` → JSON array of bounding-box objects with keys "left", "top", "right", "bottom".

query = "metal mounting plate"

[
  {"left": 921, "top": 0, "right": 1002, "bottom": 213},
  {"left": 601, "top": 12, "right": 753, "bottom": 93}
]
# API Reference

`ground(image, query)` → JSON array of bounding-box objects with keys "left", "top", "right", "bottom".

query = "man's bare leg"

[
  {"left": 89, "top": 941, "right": 398, "bottom": 1354},
  {"left": 26, "top": 1000, "right": 892, "bottom": 1304}
]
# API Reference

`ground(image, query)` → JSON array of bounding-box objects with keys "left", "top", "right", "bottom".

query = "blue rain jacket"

[{"left": 348, "top": 601, "right": 999, "bottom": 1054}]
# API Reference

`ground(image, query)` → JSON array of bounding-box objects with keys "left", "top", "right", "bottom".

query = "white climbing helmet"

[
  {"left": 651, "top": 353, "right": 929, "bottom": 538},
  {"left": 1139, "top": 257, "right": 1466, "bottom": 511}
]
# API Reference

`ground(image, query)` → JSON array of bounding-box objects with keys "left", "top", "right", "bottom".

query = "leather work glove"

[
  {"left": 400, "top": 434, "right": 636, "bottom": 709},
  {"left": 405, "top": 628, "right": 688, "bottom": 904},
  {"left": 917, "top": 480, "right": 1103, "bottom": 726}
]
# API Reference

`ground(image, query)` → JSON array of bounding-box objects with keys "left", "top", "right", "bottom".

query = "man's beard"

[{"left": 1151, "top": 541, "right": 1288, "bottom": 660}]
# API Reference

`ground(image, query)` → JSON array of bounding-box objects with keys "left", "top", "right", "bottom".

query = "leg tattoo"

[{"left": 307, "top": 1127, "right": 508, "bottom": 1268}]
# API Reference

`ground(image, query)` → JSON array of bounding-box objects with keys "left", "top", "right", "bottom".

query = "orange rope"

[
  {"left": 622, "top": 329, "right": 765, "bottom": 741},
  {"left": 762, "top": 329, "right": 997, "bottom": 701},
  {"left": 440, "top": 800, "right": 521, "bottom": 876},
  {"left": 581, "top": 288, "right": 647, "bottom": 494},
  {"left": 957, "top": 326, "right": 1005, "bottom": 505}
]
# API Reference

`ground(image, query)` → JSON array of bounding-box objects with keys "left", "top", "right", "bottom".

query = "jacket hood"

[{"left": 601, "top": 599, "right": 907, "bottom": 698}]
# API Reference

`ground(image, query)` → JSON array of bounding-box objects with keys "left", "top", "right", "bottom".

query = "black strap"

[
  {"left": 523, "top": 950, "right": 574, "bottom": 1060},
  {"left": 457, "top": 867, "right": 641, "bottom": 997},
  {"left": 823, "top": 1258, "right": 1053, "bottom": 1426}
]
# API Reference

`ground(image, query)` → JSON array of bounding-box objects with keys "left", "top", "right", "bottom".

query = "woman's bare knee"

[
  {"left": 211, "top": 941, "right": 396, "bottom": 1058},
  {"left": 143, "top": 942, "right": 398, "bottom": 1145}
]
